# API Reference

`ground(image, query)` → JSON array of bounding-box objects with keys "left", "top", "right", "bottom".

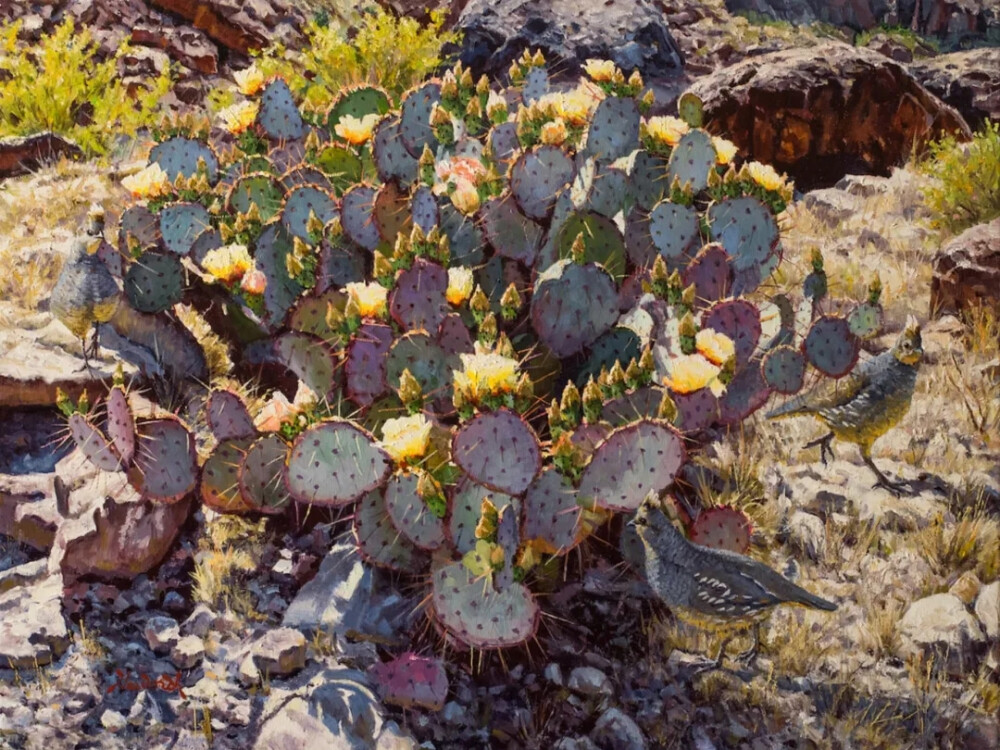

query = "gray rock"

[
  {"left": 254, "top": 697, "right": 358, "bottom": 750},
  {"left": 0, "top": 569, "right": 68, "bottom": 668},
  {"left": 171, "top": 635, "right": 205, "bottom": 670},
  {"left": 182, "top": 603, "right": 216, "bottom": 638},
  {"left": 0, "top": 132, "right": 83, "bottom": 179},
  {"left": 0, "top": 474, "right": 60, "bottom": 551},
  {"left": 897, "top": 593, "right": 986, "bottom": 677},
  {"left": 238, "top": 654, "right": 260, "bottom": 687},
  {"left": 975, "top": 581, "right": 999, "bottom": 640},
  {"left": 910, "top": 49, "right": 1000, "bottom": 128},
  {"left": 144, "top": 616, "right": 180, "bottom": 655},
  {"left": 100, "top": 709, "right": 127, "bottom": 732},
  {"left": 376, "top": 720, "right": 418, "bottom": 750},
  {"left": 553, "top": 738, "right": 600, "bottom": 750},
  {"left": 252, "top": 627, "right": 307, "bottom": 677},
  {"left": 803, "top": 188, "right": 862, "bottom": 225},
  {"left": 931, "top": 218, "right": 1000, "bottom": 320},
  {"left": 567, "top": 666, "right": 613, "bottom": 697},
  {"left": 834, "top": 174, "right": 891, "bottom": 198},
  {"left": 591, "top": 707, "right": 647, "bottom": 750},
  {"left": 544, "top": 662, "right": 564, "bottom": 685},
  {"left": 785, "top": 510, "right": 826, "bottom": 562}
]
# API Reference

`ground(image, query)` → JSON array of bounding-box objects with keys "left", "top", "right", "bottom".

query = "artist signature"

[{"left": 106, "top": 669, "right": 187, "bottom": 698}]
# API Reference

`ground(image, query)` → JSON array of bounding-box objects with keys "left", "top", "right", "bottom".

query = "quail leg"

[
  {"left": 862, "top": 453, "right": 911, "bottom": 497},
  {"left": 734, "top": 624, "right": 761, "bottom": 666},
  {"left": 803, "top": 432, "right": 835, "bottom": 465},
  {"left": 75, "top": 333, "right": 95, "bottom": 373},
  {"left": 692, "top": 635, "right": 733, "bottom": 675}
]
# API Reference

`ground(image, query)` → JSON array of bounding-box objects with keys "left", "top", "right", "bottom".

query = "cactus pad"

[
  {"left": 189, "top": 228, "right": 222, "bottom": 266},
  {"left": 370, "top": 653, "right": 448, "bottom": 711},
  {"left": 630, "top": 150, "right": 670, "bottom": 211},
  {"left": 436, "top": 313, "right": 475, "bottom": 358},
  {"left": 254, "top": 223, "right": 304, "bottom": 325},
  {"left": 702, "top": 299, "right": 762, "bottom": 366},
  {"left": 385, "top": 472, "right": 447, "bottom": 550},
  {"left": 677, "top": 92, "right": 704, "bottom": 128},
  {"left": 281, "top": 185, "right": 338, "bottom": 242},
  {"left": 131, "top": 418, "right": 197, "bottom": 503},
  {"left": 119, "top": 205, "right": 160, "bottom": 250},
  {"left": 104, "top": 387, "right": 135, "bottom": 466},
  {"left": 671, "top": 388, "right": 719, "bottom": 432},
  {"left": 280, "top": 165, "right": 331, "bottom": 193},
  {"left": 386, "top": 332, "right": 451, "bottom": 398},
  {"left": 531, "top": 260, "right": 619, "bottom": 358},
  {"left": 399, "top": 82, "right": 441, "bottom": 157},
  {"left": 274, "top": 331, "right": 338, "bottom": 399},
  {"left": 431, "top": 561, "right": 539, "bottom": 649},
  {"left": 327, "top": 86, "right": 390, "bottom": 134},
  {"left": 521, "top": 65, "right": 548, "bottom": 104},
  {"left": 522, "top": 468, "right": 582, "bottom": 554},
  {"left": 452, "top": 409, "right": 541, "bottom": 496},
  {"left": 206, "top": 389, "right": 257, "bottom": 442},
  {"left": 353, "top": 489, "right": 429, "bottom": 571},
  {"left": 585, "top": 96, "right": 640, "bottom": 163},
  {"left": 149, "top": 136, "right": 218, "bottom": 182},
  {"left": 316, "top": 239, "right": 366, "bottom": 292},
  {"left": 480, "top": 195, "right": 543, "bottom": 266},
  {"left": 410, "top": 185, "right": 439, "bottom": 233},
  {"left": 346, "top": 323, "right": 393, "bottom": 407},
  {"left": 803, "top": 316, "right": 860, "bottom": 378},
  {"left": 372, "top": 180, "right": 412, "bottom": 243},
  {"left": 848, "top": 302, "right": 883, "bottom": 339},
  {"left": 201, "top": 438, "right": 256, "bottom": 513},
  {"left": 683, "top": 243, "right": 733, "bottom": 304},
  {"left": 287, "top": 290, "right": 347, "bottom": 341},
  {"left": 577, "top": 420, "right": 685, "bottom": 511},
  {"left": 340, "top": 184, "right": 381, "bottom": 251},
  {"left": 688, "top": 506, "right": 752, "bottom": 554},
  {"left": 717, "top": 360, "right": 771, "bottom": 425},
  {"left": 648, "top": 200, "right": 700, "bottom": 266},
  {"left": 372, "top": 116, "right": 419, "bottom": 185},
  {"left": 238, "top": 434, "right": 291, "bottom": 514},
  {"left": 227, "top": 174, "right": 284, "bottom": 222},
  {"left": 124, "top": 251, "right": 184, "bottom": 314},
  {"left": 69, "top": 413, "right": 123, "bottom": 472},
  {"left": 555, "top": 211, "right": 627, "bottom": 281},
  {"left": 285, "top": 420, "right": 392, "bottom": 506},
  {"left": 761, "top": 346, "right": 806, "bottom": 394},
  {"left": 601, "top": 386, "right": 665, "bottom": 427},
  {"left": 159, "top": 202, "right": 211, "bottom": 257},
  {"left": 708, "top": 197, "right": 779, "bottom": 279},
  {"left": 448, "top": 478, "right": 517, "bottom": 554},
  {"left": 390, "top": 258, "right": 449, "bottom": 332},
  {"left": 667, "top": 130, "right": 715, "bottom": 193},
  {"left": 510, "top": 146, "right": 575, "bottom": 220},
  {"left": 440, "top": 204, "right": 485, "bottom": 266},
  {"left": 257, "top": 78, "right": 305, "bottom": 140}
]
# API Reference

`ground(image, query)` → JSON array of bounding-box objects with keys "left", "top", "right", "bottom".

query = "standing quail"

[
  {"left": 50, "top": 204, "right": 120, "bottom": 370},
  {"left": 766, "top": 317, "right": 923, "bottom": 495},
  {"left": 633, "top": 497, "right": 837, "bottom": 671}
]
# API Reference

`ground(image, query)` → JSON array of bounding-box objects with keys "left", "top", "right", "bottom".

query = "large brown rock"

[
  {"left": 930, "top": 218, "right": 1000, "bottom": 318},
  {"left": 147, "top": 0, "right": 302, "bottom": 56},
  {"left": 910, "top": 49, "right": 1000, "bottom": 129},
  {"left": 0, "top": 133, "right": 83, "bottom": 180},
  {"left": 688, "top": 43, "right": 971, "bottom": 189}
]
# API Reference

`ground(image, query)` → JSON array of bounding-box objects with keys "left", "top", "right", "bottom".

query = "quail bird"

[
  {"left": 50, "top": 204, "right": 120, "bottom": 370},
  {"left": 633, "top": 497, "right": 837, "bottom": 671},
  {"left": 766, "top": 317, "right": 923, "bottom": 496}
]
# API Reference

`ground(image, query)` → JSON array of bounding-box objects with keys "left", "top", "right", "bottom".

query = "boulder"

[
  {"left": 147, "top": 0, "right": 303, "bottom": 56},
  {"left": 897, "top": 593, "right": 986, "bottom": 677},
  {"left": 910, "top": 49, "right": 1000, "bottom": 129},
  {"left": 0, "top": 133, "right": 83, "bottom": 180},
  {"left": 688, "top": 42, "right": 971, "bottom": 190},
  {"left": 252, "top": 627, "right": 307, "bottom": 677},
  {"left": 975, "top": 581, "right": 999, "bottom": 640},
  {"left": 0, "top": 565, "right": 69, "bottom": 668},
  {"left": 930, "top": 219, "right": 1000, "bottom": 318},
  {"left": 0, "top": 474, "right": 61, "bottom": 551},
  {"left": 131, "top": 24, "right": 219, "bottom": 75},
  {"left": 451, "top": 0, "right": 684, "bottom": 81}
]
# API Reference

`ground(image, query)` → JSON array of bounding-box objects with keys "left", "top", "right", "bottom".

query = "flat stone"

[
  {"left": 182, "top": 603, "right": 216, "bottom": 638},
  {"left": 252, "top": 627, "right": 307, "bottom": 677},
  {"left": 567, "top": 666, "right": 612, "bottom": 696},
  {"left": 0, "top": 569, "right": 69, "bottom": 668},
  {"left": 897, "top": 593, "right": 986, "bottom": 677},
  {"left": 171, "top": 635, "right": 205, "bottom": 670},
  {"left": 100, "top": 710, "right": 127, "bottom": 732},
  {"left": 144, "top": 616, "right": 181, "bottom": 655},
  {"left": 803, "top": 188, "right": 862, "bottom": 225}
]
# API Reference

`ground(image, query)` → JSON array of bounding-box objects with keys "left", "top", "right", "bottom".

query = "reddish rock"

[
  {"left": 688, "top": 42, "right": 971, "bottom": 190},
  {"left": 910, "top": 49, "right": 1000, "bottom": 129},
  {"left": 132, "top": 24, "right": 218, "bottom": 74},
  {"left": 930, "top": 218, "right": 1000, "bottom": 318},
  {"left": 0, "top": 133, "right": 83, "bottom": 180},
  {"left": 147, "top": 0, "right": 302, "bottom": 56}
]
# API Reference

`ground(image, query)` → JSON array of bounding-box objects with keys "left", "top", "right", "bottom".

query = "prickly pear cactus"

[{"left": 688, "top": 506, "right": 753, "bottom": 554}]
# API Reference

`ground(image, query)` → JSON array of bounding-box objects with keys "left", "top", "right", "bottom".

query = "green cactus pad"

[
  {"left": 314, "top": 144, "right": 366, "bottom": 193},
  {"left": 389, "top": 258, "right": 449, "bottom": 332},
  {"left": 206, "top": 389, "right": 257, "bottom": 442},
  {"left": 345, "top": 323, "right": 393, "bottom": 407},
  {"left": 354, "top": 488, "right": 430, "bottom": 571},
  {"left": 316, "top": 239, "right": 366, "bottom": 292},
  {"left": 370, "top": 653, "right": 448, "bottom": 712},
  {"left": 226, "top": 174, "right": 284, "bottom": 222},
  {"left": 281, "top": 185, "right": 338, "bottom": 242},
  {"left": 274, "top": 331, "right": 338, "bottom": 399},
  {"left": 531, "top": 260, "right": 619, "bottom": 358},
  {"left": 510, "top": 146, "right": 575, "bottom": 220},
  {"left": 285, "top": 420, "right": 392, "bottom": 506},
  {"left": 431, "top": 560, "right": 539, "bottom": 649},
  {"left": 671, "top": 388, "right": 719, "bottom": 432},
  {"left": 585, "top": 96, "right": 640, "bottom": 163},
  {"left": 761, "top": 345, "right": 806, "bottom": 394},
  {"left": 124, "top": 250, "right": 184, "bottom": 314},
  {"left": 448, "top": 477, "right": 518, "bottom": 554},
  {"left": 522, "top": 468, "right": 582, "bottom": 554},
  {"left": 119, "top": 205, "right": 160, "bottom": 251},
  {"left": 288, "top": 289, "right": 347, "bottom": 342},
  {"left": 601, "top": 386, "right": 667, "bottom": 426},
  {"left": 677, "top": 92, "right": 704, "bottom": 128},
  {"left": 803, "top": 315, "right": 860, "bottom": 378},
  {"left": 848, "top": 302, "right": 883, "bottom": 339},
  {"left": 189, "top": 228, "right": 222, "bottom": 266},
  {"left": 327, "top": 85, "right": 390, "bottom": 135},
  {"left": 373, "top": 180, "right": 412, "bottom": 243},
  {"left": 130, "top": 418, "right": 197, "bottom": 503},
  {"left": 573, "top": 161, "right": 629, "bottom": 219},
  {"left": 399, "top": 82, "right": 441, "bottom": 157},
  {"left": 480, "top": 195, "right": 544, "bottom": 266},
  {"left": 386, "top": 332, "right": 451, "bottom": 398},
  {"left": 69, "top": 413, "right": 123, "bottom": 472},
  {"left": 257, "top": 78, "right": 305, "bottom": 140},
  {"left": 279, "top": 165, "right": 332, "bottom": 193},
  {"left": 689, "top": 506, "right": 752, "bottom": 554},
  {"left": 372, "top": 116, "right": 419, "bottom": 185},
  {"left": 648, "top": 200, "right": 699, "bottom": 265},
  {"left": 238, "top": 434, "right": 291, "bottom": 514},
  {"left": 254, "top": 222, "right": 304, "bottom": 325},
  {"left": 340, "top": 184, "right": 381, "bottom": 251},
  {"left": 708, "top": 197, "right": 779, "bottom": 276},
  {"left": 703, "top": 299, "right": 762, "bottom": 366},
  {"left": 440, "top": 204, "right": 485, "bottom": 266},
  {"left": 667, "top": 130, "right": 715, "bottom": 193},
  {"left": 149, "top": 136, "right": 218, "bottom": 182},
  {"left": 385, "top": 471, "right": 447, "bottom": 550},
  {"left": 683, "top": 243, "right": 733, "bottom": 304},
  {"left": 577, "top": 419, "right": 685, "bottom": 511},
  {"left": 452, "top": 409, "right": 541, "bottom": 496},
  {"left": 555, "top": 211, "right": 627, "bottom": 281},
  {"left": 104, "top": 387, "right": 135, "bottom": 466},
  {"left": 159, "top": 202, "right": 211, "bottom": 256},
  {"left": 201, "top": 438, "right": 256, "bottom": 513},
  {"left": 521, "top": 65, "right": 548, "bottom": 104},
  {"left": 577, "top": 327, "right": 642, "bottom": 387},
  {"left": 717, "top": 360, "right": 771, "bottom": 425},
  {"left": 630, "top": 150, "right": 670, "bottom": 211}
]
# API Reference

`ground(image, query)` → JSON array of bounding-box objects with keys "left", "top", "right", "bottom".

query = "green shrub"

[
  {"left": 0, "top": 18, "right": 172, "bottom": 156},
  {"left": 855, "top": 24, "right": 939, "bottom": 55},
  {"left": 253, "top": 7, "right": 459, "bottom": 108},
  {"left": 920, "top": 121, "right": 1000, "bottom": 236}
]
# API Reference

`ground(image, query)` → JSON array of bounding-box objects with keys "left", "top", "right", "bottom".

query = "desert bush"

[{"left": 0, "top": 18, "right": 171, "bottom": 156}]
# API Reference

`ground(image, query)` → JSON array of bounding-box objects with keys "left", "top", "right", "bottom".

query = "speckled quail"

[
  {"left": 50, "top": 204, "right": 120, "bottom": 369},
  {"left": 633, "top": 497, "right": 836, "bottom": 671},
  {"left": 766, "top": 317, "right": 923, "bottom": 496}
]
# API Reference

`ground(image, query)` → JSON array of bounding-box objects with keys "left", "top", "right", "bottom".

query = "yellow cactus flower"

[
  {"left": 218, "top": 100, "right": 259, "bottom": 135},
  {"left": 450, "top": 181, "right": 481, "bottom": 215},
  {"left": 695, "top": 329, "right": 736, "bottom": 367},
  {"left": 645, "top": 115, "right": 690, "bottom": 147},
  {"left": 380, "top": 414, "right": 433, "bottom": 463},
  {"left": 120, "top": 162, "right": 171, "bottom": 199},
  {"left": 233, "top": 64, "right": 265, "bottom": 96},
  {"left": 662, "top": 353, "right": 722, "bottom": 395},
  {"left": 446, "top": 266, "right": 475, "bottom": 306},
  {"left": 537, "top": 87, "right": 600, "bottom": 128},
  {"left": 239, "top": 267, "right": 267, "bottom": 295},
  {"left": 454, "top": 349, "right": 520, "bottom": 402},
  {"left": 334, "top": 113, "right": 381, "bottom": 145},
  {"left": 746, "top": 160, "right": 785, "bottom": 191},
  {"left": 202, "top": 244, "right": 253, "bottom": 284},
  {"left": 583, "top": 59, "right": 617, "bottom": 83},
  {"left": 345, "top": 281, "right": 389, "bottom": 319},
  {"left": 540, "top": 117, "right": 568, "bottom": 146},
  {"left": 711, "top": 136, "right": 738, "bottom": 166}
]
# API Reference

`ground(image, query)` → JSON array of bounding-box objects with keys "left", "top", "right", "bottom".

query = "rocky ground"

[{"left": 1, "top": 2, "right": 999, "bottom": 749}]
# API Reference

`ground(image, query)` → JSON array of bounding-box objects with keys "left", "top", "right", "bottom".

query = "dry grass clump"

[{"left": 191, "top": 514, "right": 271, "bottom": 620}]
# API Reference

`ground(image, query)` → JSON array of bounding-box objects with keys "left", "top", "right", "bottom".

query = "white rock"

[
  {"left": 144, "top": 616, "right": 180, "bottom": 655},
  {"left": 171, "top": 635, "right": 205, "bottom": 670},
  {"left": 897, "top": 593, "right": 986, "bottom": 677},
  {"left": 252, "top": 628, "right": 307, "bottom": 677},
  {"left": 786, "top": 511, "right": 827, "bottom": 562},
  {"left": 974, "top": 581, "right": 999, "bottom": 640},
  {"left": 100, "top": 710, "right": 127, "bottom": 732}
]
